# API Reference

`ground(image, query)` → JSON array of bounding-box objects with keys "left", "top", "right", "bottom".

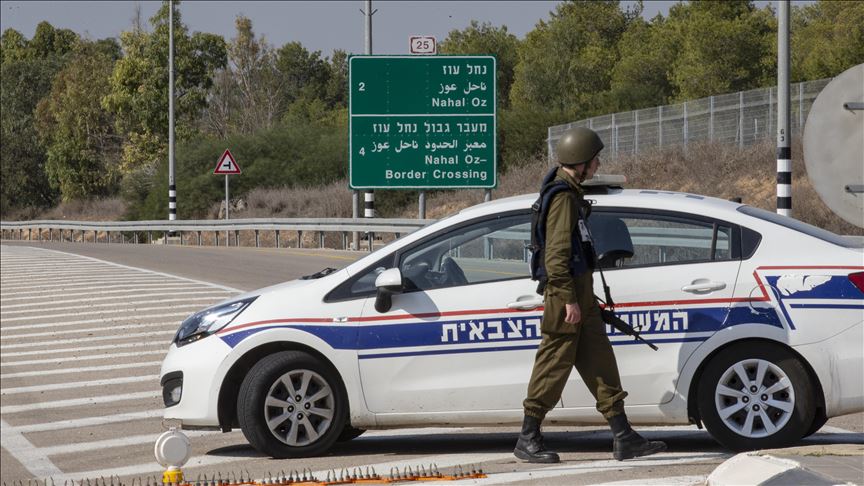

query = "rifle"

[
  {"left": 599, "top": 306, "right": 659, "bottom": 351},
  {"left": 578, "top": 205, "right": 658, "bottom": 351}
]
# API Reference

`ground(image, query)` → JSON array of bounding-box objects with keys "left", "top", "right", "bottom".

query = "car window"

[
  {"left": 398, "top": 213, "right": 531, "bottom": 291},
  {"left": 589, "top": 212, "right": 733, "bottom": 268},
  {"left": 737, "top": 205, "right": 863, "bottom": 248}
]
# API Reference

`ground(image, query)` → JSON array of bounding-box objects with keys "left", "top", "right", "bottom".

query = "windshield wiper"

[{"left": 301, "top": 267, "right": 337, "bottom": 280}]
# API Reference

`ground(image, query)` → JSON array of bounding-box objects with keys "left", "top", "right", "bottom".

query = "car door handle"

[
  {"left": 507, "top": 298, "right": 544, "bottom": 310},
  {"left": 681, "top": 279, "right": 726, "bottom": 294}
]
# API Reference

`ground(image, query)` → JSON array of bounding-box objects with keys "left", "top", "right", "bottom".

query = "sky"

[{"left": 0, "top": 1, "right": 795, "bottom": 58}]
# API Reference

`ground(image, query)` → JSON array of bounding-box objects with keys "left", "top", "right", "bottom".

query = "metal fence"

[
  {"left": 0, "top": 217, "right": 433, "bottom": 251},
  {"left": 548, "top": 78, "right": 831, "bottom": 158}
]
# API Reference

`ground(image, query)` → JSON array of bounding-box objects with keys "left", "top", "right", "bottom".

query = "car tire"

[
  {"left": 337, "top": 425, "right": 366, "bottom": 442},
  {"left": 697, "top": 342, "right": 815, "bottom": 451},
  {"left": 803, "top": 414, "right": 828, "bottom": 438},
  {"left": 237, "top": 351, "right": 347, "bottom": 458}
]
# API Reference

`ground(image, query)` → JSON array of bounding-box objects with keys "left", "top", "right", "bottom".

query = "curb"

[{"left": 706, "top": 452, "right": 845, "bottom": 486}]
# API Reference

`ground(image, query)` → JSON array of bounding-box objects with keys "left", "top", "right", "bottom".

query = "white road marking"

[
  {"left": 0, "top": 374, "right": 158, "bottom": 394},
  {"left": 1, "top": 323, "right": 179, "bottom": 340},
  {"left": 461, "top": 453, "right": 729, "bottom": 485},
  {"left": 0, "top": 419, "right": 63, "bottom": 478},
  {"left": 35, "top": 247, "right": 243, "bottom": 292},
  {"left": 820, "top": 425, "right": 856, "bottom": 433},
  {"left": 39, "top": 429, "right": 228, "bottom": 456},
  {"left": 13, "top": 409, "right": 163, "bottom": 433},
  {"left": 585, "top": 476, "right": 707, "bottom": 485},
  {"left": 0, "top": 349, "right": 166, "bottom": 367},
  {"left": 0, "top": 330, "right": 175, "bottom": 349},
  {"left": 1, "top": 390, "right": 161, "bottom": 414},
  {"left": 0, "top": 312, "right": 191, "bottom": 331},
  {"left": 2, "top": 276, "right": 177, "bottom": 291},
  {"left": 1, "top": 340, "right": 167, "bottom": 357},
  {"left": 1, "top": 360, "right": 161, "bottom": 378},
  {"left": 1, "top": 291, "right": 231, "bottom": 310},
  {"left": 1, "top": 269, "right": 156, "bottom": 282},
  {"left": 1, "top": 285, "right": 234, "bottom": 303},
  {"left": 2, "top": 305, "right": 208, "bottom": 323}
]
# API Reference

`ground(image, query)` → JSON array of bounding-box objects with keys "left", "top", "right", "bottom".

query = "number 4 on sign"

[{"left": 213, "top": 149, "right": 241, "bottom": 174}]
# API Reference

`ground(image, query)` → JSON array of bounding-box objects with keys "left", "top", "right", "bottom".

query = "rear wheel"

[
  {"left": 698, "top": 342, "right": 815, "bottom": 451},
  {"left": 237, "top": 351, "right": 347, "bottom": 458}
]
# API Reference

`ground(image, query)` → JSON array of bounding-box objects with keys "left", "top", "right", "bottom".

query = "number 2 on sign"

[{"left": 358, "top": 82, "right": 366, "bottom": 92}]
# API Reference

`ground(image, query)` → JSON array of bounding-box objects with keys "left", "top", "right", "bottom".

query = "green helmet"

[{"left": 555, "top": 127, "right": 604, "bottom": 166}]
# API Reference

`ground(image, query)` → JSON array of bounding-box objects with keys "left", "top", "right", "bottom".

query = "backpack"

[{"left": 528, "top": 167, "right": 591, "bottom": 294}]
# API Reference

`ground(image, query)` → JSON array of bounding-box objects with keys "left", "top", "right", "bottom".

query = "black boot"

[
  {"left": 607, "top": 413, "right": 666, "bottom": 461},
  {"left": 514, "top": 415, "right": 560, "bottom": 463}
]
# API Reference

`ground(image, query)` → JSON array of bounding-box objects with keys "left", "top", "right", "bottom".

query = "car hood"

[{"left": 227, "top": 276, "right": 320, "bottom": 303}]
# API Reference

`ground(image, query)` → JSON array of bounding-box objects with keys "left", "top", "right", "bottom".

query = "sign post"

[
  {"left": 213, "top": 149, "right": 241, "bottom": 244},
  {"left": 349, "top": 55, "right": 497, "bottom": 190}
]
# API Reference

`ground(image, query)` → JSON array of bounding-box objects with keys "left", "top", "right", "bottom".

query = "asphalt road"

[{"left": 1, "top": 241, "right": 861, "bottom": 485}]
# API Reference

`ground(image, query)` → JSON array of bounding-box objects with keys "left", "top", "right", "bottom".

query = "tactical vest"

[{"left": 529, "top": 167, "right": 595, "bottom": 294}]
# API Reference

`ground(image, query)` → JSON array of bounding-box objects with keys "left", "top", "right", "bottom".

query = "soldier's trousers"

[{"left": 523, "top": 306, "right": 628, "bottom": 420}]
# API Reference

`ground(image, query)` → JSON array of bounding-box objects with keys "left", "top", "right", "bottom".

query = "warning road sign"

[{"left": 214, "top": 149, "right": 241, "bottom": 174}]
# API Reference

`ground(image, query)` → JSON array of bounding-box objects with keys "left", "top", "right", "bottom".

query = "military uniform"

[{"left": 523, "top": 167, "right": 627, "bottom": 420}]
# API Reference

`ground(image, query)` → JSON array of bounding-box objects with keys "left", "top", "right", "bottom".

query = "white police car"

[{"left": 160, "top": 178, "right": 864, "bottom": 458}]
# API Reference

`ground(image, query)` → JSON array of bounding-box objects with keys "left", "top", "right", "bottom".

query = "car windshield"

[{"left": 737, "top": 205, "right": 863, "bottom": 248}]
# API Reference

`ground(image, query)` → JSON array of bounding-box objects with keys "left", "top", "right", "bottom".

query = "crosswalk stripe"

[
  {"left": 1, "top": 285, "right": 234, "bottom": 303},
  {"left": 1, "top": 360, "right": 161, "bottom": 378},
  {"left": 0, "top": 330, "right": 175, "bottom": 350},
  {"left": 0, "top": 374, "right": 158, "bottom": 394},
  {"left": 1, "top": 391, "right": 161, "bottom": 414},
  {"left": 1, "top": 291, "right": 231, "bottom": 310},
  {"left": 13, "top": 409, "right": 163, "bottom": 433},
  {"left": 2, "top": 305, "right": 208, "bottom": 323},
  {"left": 0, "top": 312, "right": 190, "bottom": 331},
  {"left": 0, "top": 349, "right": 167, "bottom": 367},
  {"left": 1, "top": 340, "right": 167, "bottom": 357}
]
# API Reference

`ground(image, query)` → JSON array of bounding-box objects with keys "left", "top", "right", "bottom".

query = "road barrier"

[{"left": 0, "top": 218, "right": 435, "bottom": 251}]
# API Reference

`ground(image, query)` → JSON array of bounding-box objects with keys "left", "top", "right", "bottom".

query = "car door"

[
  {"left": 559, "top": 208, "right": 742, "bottom": 410},
  {"left": 356, "top": 212, "right": 548, "bottom": 413}
]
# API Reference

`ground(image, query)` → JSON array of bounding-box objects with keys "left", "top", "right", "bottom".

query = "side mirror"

[{"left": 374, "top": 268, "right": 403, "bottom": 313}]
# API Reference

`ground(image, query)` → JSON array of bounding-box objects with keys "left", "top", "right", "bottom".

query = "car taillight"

[{"left": 849, "top": 272, "right": 864, "bottom": 294}]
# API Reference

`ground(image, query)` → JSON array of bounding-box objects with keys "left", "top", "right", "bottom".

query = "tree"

[
  {"left": 440, "top": 20, "right": 521, "bottom": 109},
  {"left": 791, "top": 0, "right": 864, "bottom": 81},
  {"left": 324, "top": 49, "right": 348, "bottom": 108},
  {"left": 509, "top": 1, "right": 638, "bottom": 116},
  {"left": 275, "top": 41, "right": 330, "bottom": 106},
  {"left": 663, "top": 0, "right": 775, "bottom": 100},
  {"left": 609, "top": 17, "right": 676, "bottom": 110},
  {"left": 1, "top": 58, "right": 59, "bottom": 213},
  {"left": 36, "top": 40, "right": 122, "bottom": 201},
  {"left": 221, "top": 15, "right": 285, "bottom": 134},
  {"left": 0, "top": 23, "right": 78, "bottom": 215},
  {"left": 103, "top": 1, "right": 226, "bottom": 178}
]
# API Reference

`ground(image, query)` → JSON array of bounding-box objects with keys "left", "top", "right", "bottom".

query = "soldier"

[{"left": 514, "top": 127, "right": 667, "bottom": 463}]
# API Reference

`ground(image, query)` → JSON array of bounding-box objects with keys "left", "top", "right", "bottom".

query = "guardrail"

[{"left": 0, "top": 218, "right": 435, "bottom": 251}]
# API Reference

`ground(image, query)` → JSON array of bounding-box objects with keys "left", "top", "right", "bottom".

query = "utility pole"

[
  {"left": 777, "top": 0, "right": 791, "bottom": 216},
  {"left": 363, "top": 0, "right": 376, "bottom": 220},
  {"left": 168, "top": 1, "right": 177, "bottom": 231},
  {"left": 354, "top": 0, "right": 377, "bottom": 250}
]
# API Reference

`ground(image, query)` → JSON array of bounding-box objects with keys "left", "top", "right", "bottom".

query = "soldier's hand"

[{"left": 565, "top": 303, "right": 581, "bottom": 324}]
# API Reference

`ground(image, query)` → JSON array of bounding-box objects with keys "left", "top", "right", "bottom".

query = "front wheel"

[
  {"left": 237, "top": 351, "right": 347, "bottom": 458},
  {"left": 697, "top": 342, "right": 815, "bottom": 451}
]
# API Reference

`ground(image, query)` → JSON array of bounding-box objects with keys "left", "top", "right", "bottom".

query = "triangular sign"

[{"left": 213, "top": 149, "right": 241, "bottom": 174}]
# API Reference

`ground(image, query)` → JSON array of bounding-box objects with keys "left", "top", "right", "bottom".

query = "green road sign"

[{"left": 349, "top": 55, "right": 496, "bottom": 189}]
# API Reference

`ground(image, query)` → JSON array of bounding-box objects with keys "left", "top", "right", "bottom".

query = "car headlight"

[{"left": 174, "top": 297, "right": 257, "bottom": 347}]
